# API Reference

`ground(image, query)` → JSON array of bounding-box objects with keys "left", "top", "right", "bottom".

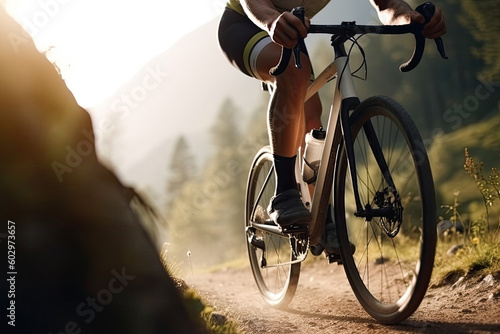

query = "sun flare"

[{"left": 3, "top": 0, "right": 223, "bottom": 108}]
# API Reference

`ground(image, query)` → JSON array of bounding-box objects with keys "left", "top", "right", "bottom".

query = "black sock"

[{"left": 274, "top": 154, "right": 297, "bottom": 195}]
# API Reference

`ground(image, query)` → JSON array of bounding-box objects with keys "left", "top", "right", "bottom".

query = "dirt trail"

[{"left": 190, "top": 259, "right": 500, "bottom": 333}]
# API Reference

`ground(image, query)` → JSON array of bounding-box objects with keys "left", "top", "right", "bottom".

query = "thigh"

[
  {"left": 218, "top": 7, "right": 315, "bottom": 84},
  {"left": 218, "top": 8, "right": 272, "bottom": 79}
]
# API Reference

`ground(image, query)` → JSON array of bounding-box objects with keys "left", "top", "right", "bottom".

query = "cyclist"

[{"left": 218, "top": 0, "right": 446, "bottom": 251}]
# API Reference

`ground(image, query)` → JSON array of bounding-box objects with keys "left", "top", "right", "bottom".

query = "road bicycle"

[{"left": 244, "top": 2, "right": 447, "bottom": 325}]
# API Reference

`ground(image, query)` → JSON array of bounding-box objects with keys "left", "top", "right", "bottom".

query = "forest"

[{"left": 161, "top": 0, "right": 499, "bottom": 271}]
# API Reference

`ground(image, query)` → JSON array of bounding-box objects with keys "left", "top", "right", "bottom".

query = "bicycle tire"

[
  {"left": 334, "top": 96, "right": 437, "bottom": 324},
  {"left": 245, "top": 146, "right": 301, "bottom": 307}
]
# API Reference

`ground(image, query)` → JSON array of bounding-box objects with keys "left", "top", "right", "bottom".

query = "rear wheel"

[
  {"left": 334, "top": 96, "right": 437, "bottom": 324},
  {"left": 245, "top": 146, "right": 301, "bottom": 307}
]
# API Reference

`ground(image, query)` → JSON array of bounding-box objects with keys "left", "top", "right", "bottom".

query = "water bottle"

[{"left": 302, "top": 128, "right": 326, "bottom": 184}]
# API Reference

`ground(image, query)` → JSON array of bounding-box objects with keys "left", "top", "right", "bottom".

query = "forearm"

[
  {"left": 240, "top": 0, "right": 282, "bottom": 32},
  {"left": 370, "top": 0, "right": 415, "bottom": 25}
]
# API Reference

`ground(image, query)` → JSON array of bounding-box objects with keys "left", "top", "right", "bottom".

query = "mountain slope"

[
  {"left": 87, "top": 0, "right": 375, "bottom": 206},
  {"left": 88, "top": 18, "right": 263, "bottom": 203}
]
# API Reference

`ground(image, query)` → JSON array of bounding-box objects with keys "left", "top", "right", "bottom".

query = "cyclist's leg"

[
  {"left": 256, "top": 47, "right": 323, "bottom": 149},
  {"left": 219, "top": 7, "right": 322, "bottom": 160},
  {"left": 254, "top": 43, "right": 314, "bottom": 157},
  {"left": 253, "top": 43, "right": 316, "bottom": 229},
  {"left": 218, "top": 8, "right": 313, "bottom": 230},
  {"left": 304, "top": 93, "right": 323, "bottom": 132}
]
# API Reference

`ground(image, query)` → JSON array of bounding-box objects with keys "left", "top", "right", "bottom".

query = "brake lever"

[
  {"left": 415, "top": 2, "right": 448, "bottom": 59},
  {"left": 269, "top": 7, "right": 306, "bottom": 76},
  {"left": 292, "top": 7, "right": 306, "bottom": 69}
]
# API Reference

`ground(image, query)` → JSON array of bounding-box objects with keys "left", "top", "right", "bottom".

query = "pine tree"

[
  {"left": 460, "top": 0, "right": 500, "bottom": 80},
  {"left": 210, "top": 98, "right": 240, "bottom": 153},
  {"left": 165, "top": 98, "right": 249, "bottom": 269},
  {"left": 165, "top": 136, "right": 196, "bottom": 211}
]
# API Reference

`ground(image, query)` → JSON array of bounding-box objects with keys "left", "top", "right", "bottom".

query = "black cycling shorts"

[{"left": 217, "top": 7, "right": 272, "bottom": 80}]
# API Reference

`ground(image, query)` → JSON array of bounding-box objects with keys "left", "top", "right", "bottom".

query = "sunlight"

[{"left": 3, "top": 0, "right": 225, "bottom": 108}]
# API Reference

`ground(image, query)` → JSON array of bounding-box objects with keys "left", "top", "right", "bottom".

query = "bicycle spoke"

[
  {"left": 335, "top": 96, "right": 436, "bottom": 324},
  {"left": 245, "top": 147, "right": 301, "bottom": 306},
  {"left": 251, "top": 164, "right": 274, "bottom": 223}
]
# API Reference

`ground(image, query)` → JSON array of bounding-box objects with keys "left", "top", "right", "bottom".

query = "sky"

[{"left": 4, "top": 0, "right": 226, "bottom": 108}]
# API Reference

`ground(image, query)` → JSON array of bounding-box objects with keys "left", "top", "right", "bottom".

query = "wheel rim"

[
  {"left": 336, "top": 102, "right": 436, "bottom": 322},
  {"left": 245, "top": 149, "right": 300, "bottom": 306}
]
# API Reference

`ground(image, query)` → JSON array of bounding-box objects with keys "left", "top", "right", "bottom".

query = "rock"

[
  {"left": 451, "top": 276, "right": 466, "bottom": 290},
  {"left": 446, "top": 244, "right": 464, "bottom": 256},
  {"left": 482, "top": 274, "right": 495, "bottom": 287},
  {"left": 210, "top": 312, "right": 228, "bottom": 326}
]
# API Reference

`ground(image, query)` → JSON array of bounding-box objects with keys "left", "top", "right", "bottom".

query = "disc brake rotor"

[{"left": 374, "top": 187, "right": 403, "bottom": 238}]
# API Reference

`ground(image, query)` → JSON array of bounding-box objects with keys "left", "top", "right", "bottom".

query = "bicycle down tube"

[{"left": 306, "top": 44, "right": 356, "bottom": 246}]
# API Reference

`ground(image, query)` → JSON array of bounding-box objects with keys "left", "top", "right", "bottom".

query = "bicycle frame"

[
  {"left": 251, "top": 32, "right": 394, "bottom": 246},
  {"left": 294, "top": 34, "right": 357, "bottom": 246},
  {"left": 251, "top": 18, "right": 446, "bottom": 247},
  {"left": 302, "top": 33, "right": 398, "bottom": 246}
]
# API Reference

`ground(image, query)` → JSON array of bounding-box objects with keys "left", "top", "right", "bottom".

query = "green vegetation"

[
  {"left": 159, "top": 244, "right": 241, "bottom": 333},
  {"left": 432, "top": 143, "right": 500, "bottom": 285},
  {"left": 460, "top": 0, "right": 500, "bottom": 80},
  {"left": 423, "top": 0, "right": 500, "bottom": 284},
  {"left": 433, "top": 241, "right": 500, "bottom": 285}
]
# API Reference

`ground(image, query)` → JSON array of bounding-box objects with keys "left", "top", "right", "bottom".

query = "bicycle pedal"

[
  {"left": 260, "top": 254, "right": 267, "bottom": 268},
  {"left": 250, "top": 235, "right": 265, "bottom": 251},
  {"left": 327, "top": 253, "right": 343, "bottom": 265},
  {"left": 281, "top": 224, "right": 308, "bottom": 235}
]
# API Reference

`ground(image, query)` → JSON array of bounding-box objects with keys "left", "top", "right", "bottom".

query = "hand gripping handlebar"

[
  {"left": 269, "top": 7, "right": 307, "bottom": 76},
  {"left": 270, "top": 2, "right": 448, "bottom": 76}
]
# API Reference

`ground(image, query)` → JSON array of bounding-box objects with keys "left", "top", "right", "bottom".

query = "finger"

[
  {"left": 270, "top": 15, "right": 297, "bottom": 48},
  {"left": 423, "top": 11, "right": 446, "bottom": 39},
  {"left": 409, "top": 12, "right": 425, "bottom": 25},
  {"left": 423, "top": 26, "right": 446, "bottom": 39},
  {"left": 273, "top": 28, "right": 298, "bottom": 49},
  {"left": 304, "top": 17, "right": 311, "bottom": 30},
  {"left": 283, "top": 12, "right": 308, "bottom": 38},
  {"left": 280, "top": 25, "right": 300, "bottom": 47}
]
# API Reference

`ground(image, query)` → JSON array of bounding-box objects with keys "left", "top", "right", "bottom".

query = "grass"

[
  {"left": 183, "top": 288, "right": 241, "bottom": 334},
  {"left": 159, "top": 243, "right": 242, "bottom": 333},
  {"left": 430, "top": 142, "right": 500, "bottom": 286},
  {"left": 432, "top": 236, "right": 500, "bottom": 285}
]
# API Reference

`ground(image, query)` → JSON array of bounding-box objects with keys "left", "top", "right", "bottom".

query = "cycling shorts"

[{"left": 218, "top": 7, "right": 272, "bottom": 81}]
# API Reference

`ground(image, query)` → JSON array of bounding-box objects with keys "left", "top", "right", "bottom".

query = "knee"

[{"left": 275, "top": 53, "right": 312, "bottom": 93}]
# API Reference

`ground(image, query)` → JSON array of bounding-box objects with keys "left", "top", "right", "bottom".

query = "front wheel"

[
  {"left": 245, "top": 146, "right": 301, "bottom": 307},
  {"left": 334, "top": 96, "right": 437, "bottom": 324}
]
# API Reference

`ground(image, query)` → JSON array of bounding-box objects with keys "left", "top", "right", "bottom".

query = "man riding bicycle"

[{"left": 218, "top": 0, "right": 446, "bottom": 255}]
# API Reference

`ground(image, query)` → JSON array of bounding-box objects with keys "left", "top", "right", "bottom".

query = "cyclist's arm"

[
  {"left": 240, "top": 0, "right": 309, "bottom": 49},
  {"left": 370, "top": 0, "right": 446, "bottom": 38}
]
